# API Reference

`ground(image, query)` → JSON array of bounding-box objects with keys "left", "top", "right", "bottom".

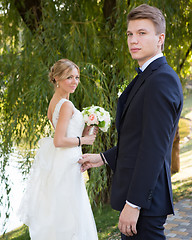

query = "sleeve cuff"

[
  {"left": 100, "top": 153, "right": 108, "bottom": 164},
  {"left": 126, "top": 200, "right": 141, "bottom": 210}
]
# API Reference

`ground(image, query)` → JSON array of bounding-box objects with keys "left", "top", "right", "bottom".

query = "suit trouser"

[{"left": 121, "top": 215, "right": 167, "bottom": 240}]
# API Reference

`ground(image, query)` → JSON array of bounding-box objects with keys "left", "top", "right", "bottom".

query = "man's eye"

[
  {"left": 139, "top": 32, "right": 145, "bottom": 35},
  {"left": 127, "top": 33, "right": 132, "bottom": 36}
]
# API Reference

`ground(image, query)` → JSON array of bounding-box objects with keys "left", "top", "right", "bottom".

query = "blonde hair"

[
  {"left": 127, "top": 4, "right": 166, "bottom": 50},
  {"left": 49, "top": 59, "right": 79, "bottom": 85}
]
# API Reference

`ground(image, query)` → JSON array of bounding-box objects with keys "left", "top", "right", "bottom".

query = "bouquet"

[{"left": 82, "top": 105, "right": 111, "bottom": 134}]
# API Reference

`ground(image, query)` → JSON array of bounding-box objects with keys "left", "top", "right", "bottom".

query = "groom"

[{"left": 79, "top": 4, "right": 183, "bottom": 240}]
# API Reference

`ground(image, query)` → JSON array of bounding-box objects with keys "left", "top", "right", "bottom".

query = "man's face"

[{"left": 127, "top": 19, "right": 164, "bottom": 67}]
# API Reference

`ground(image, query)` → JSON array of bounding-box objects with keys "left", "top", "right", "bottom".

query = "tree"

[
  {"left": 171, "top": 127, "right": 180, "bottom": 174},
  {"left": 0, "top": 0, "right": 192, "bottom": 216}
]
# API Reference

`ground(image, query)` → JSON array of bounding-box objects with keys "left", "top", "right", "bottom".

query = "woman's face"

[{"left": 56, "top": 67, "right": 80, "bottom": 94}]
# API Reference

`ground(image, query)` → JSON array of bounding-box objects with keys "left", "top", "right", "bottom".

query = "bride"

[{"left": 18, "top": 59, "right": 98, "bottom": 240}]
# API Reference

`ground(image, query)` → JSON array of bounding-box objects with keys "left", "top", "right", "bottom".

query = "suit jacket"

[{"left": 103, "top": 57, "right": 183, "bottom": 216}]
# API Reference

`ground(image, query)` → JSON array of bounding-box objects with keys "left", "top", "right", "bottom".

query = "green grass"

[
  {"left": 179, "top": 118, "right": 191, "bottom": 143},
  {"left": 94, "top": 205, "right": 120, "bottom": 240},
  {"left": 0, "top": 206, "right": 121, "bottom": 240},
  {"left": 181, "top": 92, "right": 192, "bottom": 117},
  {"left": 0, "top": 226, "right": 29, "bottom": 240},
  {"left": 180, "top": 138, "right": 192, "bottom": 154},
  {"left": 171, "top": 91, "right": 192, "bottom": 202},
  {"left": 172, "top": 178, "right": 192, "bottom": 202},
  {"left": 1, "top": 92, "right": 192, "bottom": 240}
]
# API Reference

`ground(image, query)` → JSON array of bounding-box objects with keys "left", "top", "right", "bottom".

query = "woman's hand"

[
  {"left": 83, "top": 125, "right": 99, "bottom": 136},
  {"left": 81, "top": 134, "right": 96, "bottom": 145}
]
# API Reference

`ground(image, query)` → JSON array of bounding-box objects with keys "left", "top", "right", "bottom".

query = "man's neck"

[{"left": 140, "top": 53, "right": 163, "bottom": 72}]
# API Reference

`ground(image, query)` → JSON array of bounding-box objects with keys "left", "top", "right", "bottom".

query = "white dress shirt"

[{"left": 140, "top": 53, "right": 163, "bottom": 72}]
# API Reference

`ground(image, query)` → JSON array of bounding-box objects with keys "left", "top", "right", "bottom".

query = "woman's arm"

[{"left": 54, "top": 102, "right": 96, "bottom": 147}]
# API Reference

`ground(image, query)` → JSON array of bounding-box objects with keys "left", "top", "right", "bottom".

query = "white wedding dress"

[{"left": 18, "top": 99, "right": 98, "bottom": 240}]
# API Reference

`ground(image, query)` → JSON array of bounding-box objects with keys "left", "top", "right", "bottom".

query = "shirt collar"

[{"left": 140, "top": 53, "right": 163, "bottom": 72}]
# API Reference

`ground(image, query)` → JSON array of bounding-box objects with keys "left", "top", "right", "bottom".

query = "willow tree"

[{"left": 0, "top": 0, "right": 192, "bottom": 214}]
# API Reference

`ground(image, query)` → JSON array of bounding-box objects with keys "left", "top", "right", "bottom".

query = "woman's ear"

[{"left": 54, "top": 76, "right": 59, "bottom": 81}]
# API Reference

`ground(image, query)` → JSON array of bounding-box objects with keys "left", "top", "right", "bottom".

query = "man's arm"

[
  {"left": 102, "top": 146, "right": 117, "bottom": 172},
  {"left": 79, "top": 146, "right": 118, "bottom": 172},
  {"left": 127, "top": 72, "right": 182, "bottom": 209}
]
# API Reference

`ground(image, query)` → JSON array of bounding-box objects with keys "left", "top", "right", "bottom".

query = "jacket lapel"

[
  {"left": 120, "top": 56, "right": 167, "bottom": 122},
  {"left": 116, "top": 74, "right": 139, "bottom": 132}
]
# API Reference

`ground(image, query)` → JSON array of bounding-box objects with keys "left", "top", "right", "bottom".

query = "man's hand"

[
  {"left": 118, "top": 203, "right": 140, "bottom": 237},
  {"left": 78, "top": 154, "right": 104, "bottom": 172}
]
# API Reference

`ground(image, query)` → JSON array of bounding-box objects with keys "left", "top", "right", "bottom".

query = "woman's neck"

[{"left": 54, "top": 89, "right": 70, "bottom": 100}]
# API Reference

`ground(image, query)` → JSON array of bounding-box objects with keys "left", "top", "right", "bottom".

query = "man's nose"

[{"left": 129, "top": 35, "right": 138, "bottom": 44}]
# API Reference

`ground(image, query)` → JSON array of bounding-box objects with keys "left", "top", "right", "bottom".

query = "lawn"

[
  {"left": 1, "top": 93, "right": 192, "bottom": 240},
  {"left": 0, "top": 225, "right": 29, "bottom": 240},
  {"left": 172, "top": 92, "right": 192, "bottom": 202}
]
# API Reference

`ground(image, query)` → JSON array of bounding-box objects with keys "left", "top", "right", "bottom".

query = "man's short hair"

[{"left": 127, "top": 4, "right": 166, "bottom": 50}]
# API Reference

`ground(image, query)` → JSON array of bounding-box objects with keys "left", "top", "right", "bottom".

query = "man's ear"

[{"left": 158, "top": 33, "right": 165, "bottom": 47}]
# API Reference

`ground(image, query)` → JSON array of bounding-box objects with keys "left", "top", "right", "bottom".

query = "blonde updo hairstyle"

[{"left": 49, "top": 59, "right": 80, "bottom": 86}]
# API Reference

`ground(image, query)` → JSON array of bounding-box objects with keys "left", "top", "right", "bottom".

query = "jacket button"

[
  {"left": 148, "top": 191, "right": 153, "bottom": 200},
  {"left": 148, "top": 194, "right": 152, "bottom": 200}
]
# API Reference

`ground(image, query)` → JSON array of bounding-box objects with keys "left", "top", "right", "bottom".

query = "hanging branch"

[{"left": 179, "top": 42, "right": 192, "bottom": 71}]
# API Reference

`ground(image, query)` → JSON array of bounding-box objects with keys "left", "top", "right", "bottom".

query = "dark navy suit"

[{"left": 103, "top": 57, "right": 183, "bottom": 239}]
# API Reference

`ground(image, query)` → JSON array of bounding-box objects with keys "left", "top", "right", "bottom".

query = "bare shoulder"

[
  {"left": 59, "top": 100, "right": 74, "bottom": 117},
  {"left": 48, "top": 97, "right": 74, "bottom": 122}
]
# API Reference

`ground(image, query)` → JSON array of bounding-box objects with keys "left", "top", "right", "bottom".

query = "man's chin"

[{"left": 129, "top": 54, "right": 139, "bottom": 61}]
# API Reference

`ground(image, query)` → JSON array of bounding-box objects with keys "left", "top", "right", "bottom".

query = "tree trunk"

[
  {"left": 103, "top": 0, "right": 116, "bottom": 27},
  {"left": 171, "top": 127, "right": 180, "bottom": 174},
  {"left": 100, "top": 0, "right": 117, "bottom": 204},
  {"left": 14, "top": 0, "right": 42, "bottom": 33}
]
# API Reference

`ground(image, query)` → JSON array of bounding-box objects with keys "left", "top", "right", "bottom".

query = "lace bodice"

[{"left": 52, "top": 99, "right": 85, "bottom": 137}]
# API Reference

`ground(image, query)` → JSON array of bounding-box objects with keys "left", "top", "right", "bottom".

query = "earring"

[{"left": 56, "top": 82, "right": 59, "bottom": 88}]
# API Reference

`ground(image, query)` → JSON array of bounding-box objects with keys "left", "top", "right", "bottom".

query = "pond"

[{"left": 0, "top": 150, "right": 30, "bottom": 235}]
